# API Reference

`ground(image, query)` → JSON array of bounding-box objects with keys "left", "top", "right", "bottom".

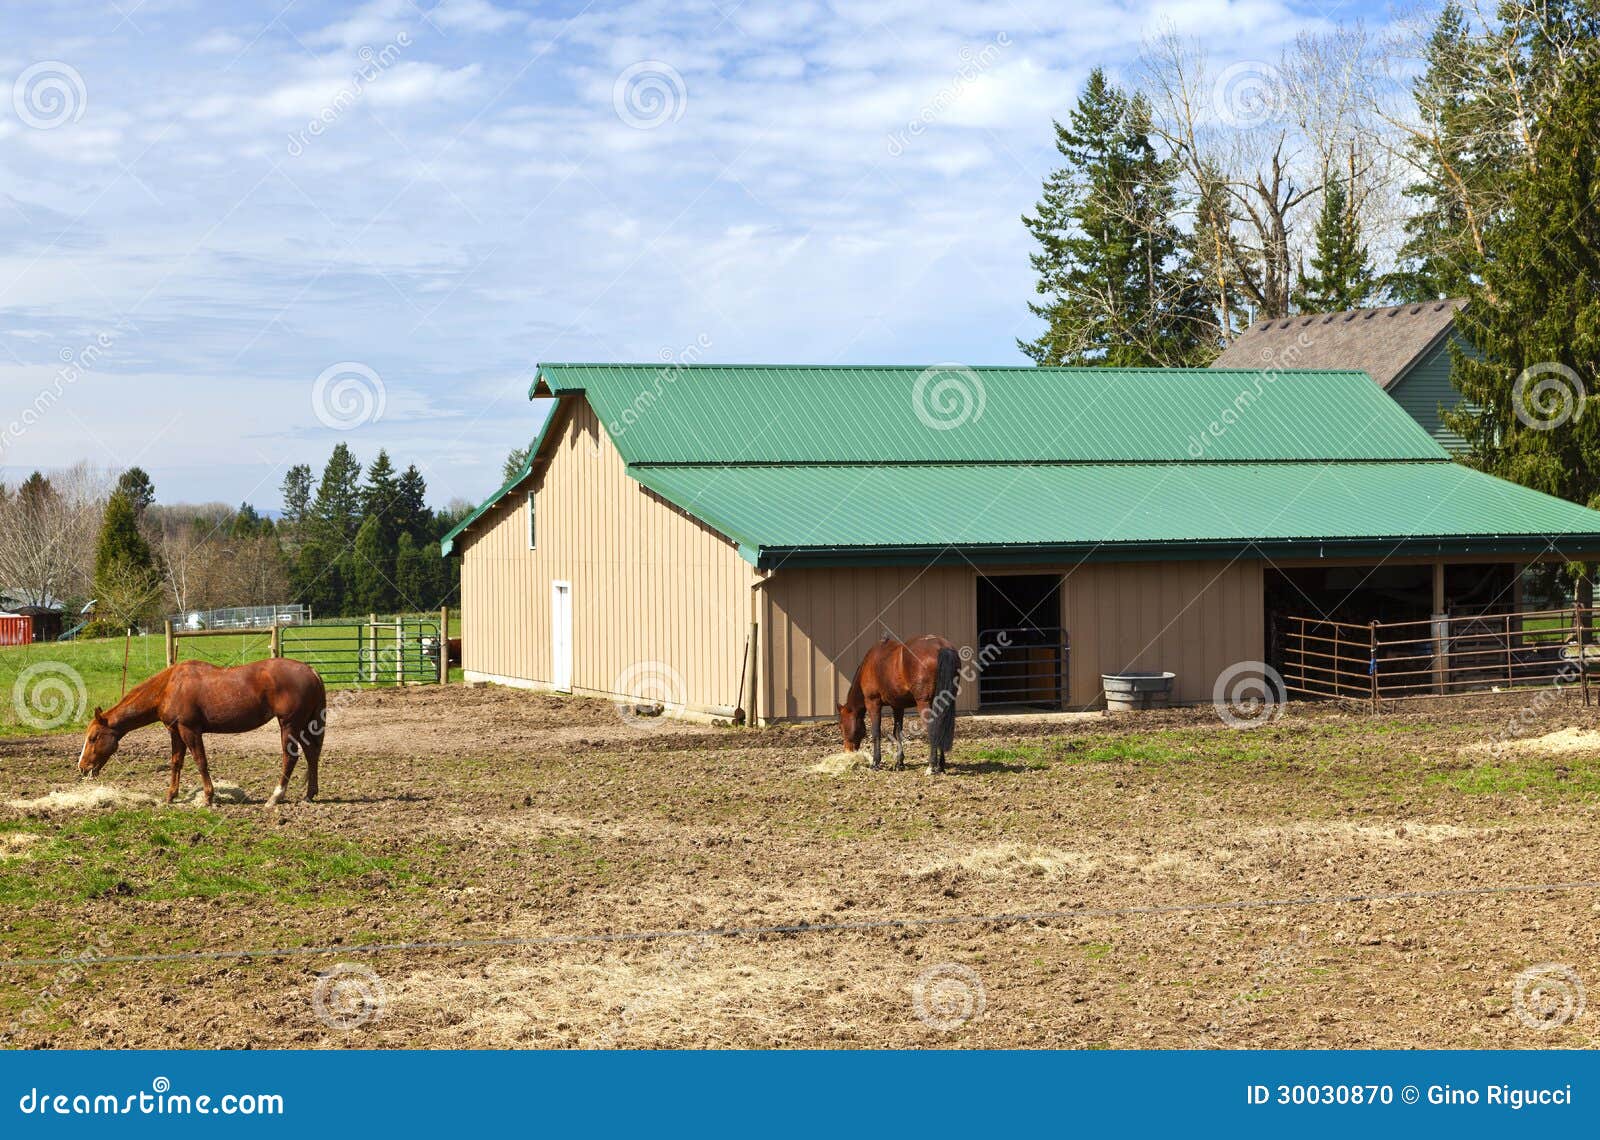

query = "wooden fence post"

[
  {"left": 269, "top": 623, "right": 281, "bottom": 659},
  {"left": 368, "top": 614, "right": 378, "bottom": 683},
  {"left": 164, "top": 620, "right": 175, "bottom": 668},
  {"left": 438, "top": 606, "right": 449, "bottom": 684}
]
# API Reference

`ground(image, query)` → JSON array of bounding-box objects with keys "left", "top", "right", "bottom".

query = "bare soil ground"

[{"left": 4, "top": 684, "right": 1600, "bottom": 1050}]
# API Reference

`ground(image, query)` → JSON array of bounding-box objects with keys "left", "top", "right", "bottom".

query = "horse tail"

[{"left": 932, "top": 644, "right": 960, "bottom": 754}]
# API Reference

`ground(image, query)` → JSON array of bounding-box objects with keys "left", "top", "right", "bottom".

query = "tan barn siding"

[
  {"left": 760, "top": 559, "right": 1263, "bottom": 718},
  {"left": 456, "top": 399, "right": 752, "bottom": 711},
  {"left": 759, "top": 566, "right": 981, "bottom": 721},
  {"left": 1060, "top": 559, "right": 1263, "bottom": 706}
]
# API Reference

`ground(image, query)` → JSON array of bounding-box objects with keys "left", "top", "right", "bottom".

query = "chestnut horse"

[
  {"left": 76, "top": 659, "right": 327, "bottom": 807},
  {"left": 838, "top": 634, "right": 961, "bottom": 773}
]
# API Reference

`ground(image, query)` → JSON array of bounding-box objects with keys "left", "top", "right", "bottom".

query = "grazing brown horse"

[
  {"left": 76, "top": 659, "right": 327, "bottom": 807},
  {"left": 838, "top": 634, "right": 961, "bottom": 773}
]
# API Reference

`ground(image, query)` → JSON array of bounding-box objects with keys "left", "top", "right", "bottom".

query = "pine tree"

[
  {"left": 1021, "top": 69, "right": 1210, "bottom": 365},
  {"left": 1445, "top": 43, "right": 1600, "bottom": 510},
  {"left": 1293, "top": 169, "right": 1374, "bottom": 312},
  {"left": 503, "top": 446, "right": 530, "bottom": 481}
]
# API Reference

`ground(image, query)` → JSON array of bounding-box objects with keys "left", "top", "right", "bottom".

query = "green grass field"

[{"left": 0, "top": 615, "right": 461, "bottom": 739}]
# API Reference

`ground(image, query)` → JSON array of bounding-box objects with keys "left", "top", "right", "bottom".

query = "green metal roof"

[
  {"left": 440, "top": 363, "right": 1600, "bottom": 565},
  {"left": 633, "top": 461, "right": 1600, "bottom": 567},
  {"left": 533, "top": 364, "right": 1448, "bottom": 464}
]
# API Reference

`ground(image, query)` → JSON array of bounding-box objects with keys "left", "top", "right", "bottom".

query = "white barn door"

[{"left": 551, "top": 581, "right": 572, "bottom": 692}]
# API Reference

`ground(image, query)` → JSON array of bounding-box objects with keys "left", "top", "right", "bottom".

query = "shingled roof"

[{"left": 1212, "top": 299, "right": 1465, "bottom": 389}]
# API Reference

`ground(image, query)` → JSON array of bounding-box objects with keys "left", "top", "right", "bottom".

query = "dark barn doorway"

[{"left": 975, "top": 573, "right": 1066, "bottom": 709}]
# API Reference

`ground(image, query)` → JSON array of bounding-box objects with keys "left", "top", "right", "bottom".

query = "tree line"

[
  {"left": 1022, "top": 0, "right": 1598, "bottom": 404},
  {"left": 0, "top": 451, "right": 469, "bottom": 638},
  {"left": 278, "top": 444, "right": 467, "bottom": 619}
]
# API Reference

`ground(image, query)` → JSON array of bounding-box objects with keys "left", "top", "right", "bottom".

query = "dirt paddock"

[{"left": 3, "top": 684, "right": 1600, "bottom": 1049}]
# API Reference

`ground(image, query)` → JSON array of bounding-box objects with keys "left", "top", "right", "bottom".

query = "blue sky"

[{"left": 0, "top": 0, "right": 1396, "bottom": 510}]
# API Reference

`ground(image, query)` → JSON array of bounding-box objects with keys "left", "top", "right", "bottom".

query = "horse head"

[
  {"left": 837, "top": 702, "right": 866, "bottom": 752},
  {"left": 77, "top": 708, "right": 121, "bottom": 777}
]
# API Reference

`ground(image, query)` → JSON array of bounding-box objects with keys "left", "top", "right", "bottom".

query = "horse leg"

[
  {"left": 303, "top": 722, "right": 321, "bottom": 803},
  {"left": 267, "top": 721, "right": 300, "bottom": 808},
  {"left": 165, "top": 724, "right": 186, "bottom": 804},
  {"left": 867, "top": 698, "right": 883, "bottom": 770},
  {"left": 915, "top": 698, "right": 940, "bottom": 774},
  {"left": 892, "top": 707, "right": 906, "bottom": 770},
  {"left": 180, "top": 727, "right": 215, "bottom": 806}
]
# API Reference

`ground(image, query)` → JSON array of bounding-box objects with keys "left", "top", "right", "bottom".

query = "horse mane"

[{"left": 102, "top": 665, "right": 174, "bottom": 731}]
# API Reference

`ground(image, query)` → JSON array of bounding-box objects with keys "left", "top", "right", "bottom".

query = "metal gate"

[
  {"left": 976, "top": 626, "right": 1069, "bottom": 709},
  {"left": 1282, "top": 606, "right": 1597, "bottom": 707},
  {"left": 167, "top": 611, "right": 449, "bottom": 687},
  {"left": 279, "top": 615, "right": 445, "bottom": 686}
]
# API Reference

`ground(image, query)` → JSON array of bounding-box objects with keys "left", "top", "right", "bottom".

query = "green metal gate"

[{"left": 279, "top": 614, "right": 445, "bottom": 687}]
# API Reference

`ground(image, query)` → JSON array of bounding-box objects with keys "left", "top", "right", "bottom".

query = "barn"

[{"left": 442, "top": 363, "right": 1600, "bottom": 722}]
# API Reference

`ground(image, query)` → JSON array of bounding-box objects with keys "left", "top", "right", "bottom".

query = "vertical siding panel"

[{"left": 454, "top": 399, "right": 747, "bottom": 711}]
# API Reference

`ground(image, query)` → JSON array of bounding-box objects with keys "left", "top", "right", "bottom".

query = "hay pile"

[
  {"left": 5, "top": 785, "right": 158, "bottom": 813},
  {"left": 5, "top": 779, "right": 253, "bottom": 813},
  {"left": 806, "top": 751, "right": 866, "bottom": 776}
]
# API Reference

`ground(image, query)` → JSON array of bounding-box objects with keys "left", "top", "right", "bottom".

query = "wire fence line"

[{"left": 7, "top": 878, "right": 1598, "bottom": 970}]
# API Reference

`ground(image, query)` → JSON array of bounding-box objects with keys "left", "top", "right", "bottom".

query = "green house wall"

[{"left": 1387, "top": 334, "right": 1468, "bottom": 453}]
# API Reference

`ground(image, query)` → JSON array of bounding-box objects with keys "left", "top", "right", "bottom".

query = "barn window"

[{"left": 527, "top": 490, "right": 536, "bottom": 549}]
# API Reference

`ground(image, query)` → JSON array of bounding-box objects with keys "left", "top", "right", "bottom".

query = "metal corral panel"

[
  {"left": 535, "top": 364, "right": 1447, "bottom": 464},
  {"left": 633, "top": 461, "right": 1600, "bottom": 564}
]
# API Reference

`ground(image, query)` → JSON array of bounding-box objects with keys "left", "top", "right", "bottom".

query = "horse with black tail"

[{"left": 838, "top": 634, "right": 962, "bottom": 774}]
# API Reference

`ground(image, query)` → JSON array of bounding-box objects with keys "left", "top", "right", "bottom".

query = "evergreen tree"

[
  {"left": 394, "top": 531, "right": 436, "bottom": 610},
  {"left": 310, "top": 444, "right": 363, "bottom": 544},
  {"left": 114, "top": 467, "right": 155, "bottom": 515},
  {"left": 1021, "top": 69, "right": 1210, "bottom": 365},
  {"left": 1293, "top": 169, "right": 1374, "bottom": 312},
  {"left": 93, "top": 491, "right": 153, "bottom": 584},
  {"left": 281, "top": 464, "right": 313, "bottom": 530},
  {"left": 361, "top": 450, "right": 400, "bottom": 522},
  {"left": 351, "top": 514, "right": 397, "bottom": 614},
  {"left": 396, "top": 465, "right": 433, "bottom": 541},
  {"left": 92, "top": 490, "right": 158, "bottom": 627},
  {"left": 1445, "top": 43, "right": 1600, "bottom": 512},
  {"left": 503, "top": 446, "right": 530, "bottom": 481},
  {"left": 293, "top": 537, "right": 346, "bottom": 620},
  {"left": 1390, "top": 2, "right": 1491, "bottom": 301}
]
